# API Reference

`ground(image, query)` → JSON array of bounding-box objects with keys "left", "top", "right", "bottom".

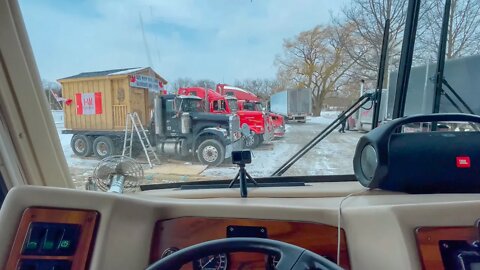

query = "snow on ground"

[
  {"left": 54, "top": 112, "right": 97, "bottom": 170},
  {"left": 201, "top": 139, "right": 298, "bottom": 178},
  {"left": 53, "top": 111, "right": 99, "bottom": 188},
  {"left": 54, "top": 110, "right": 362, "bottom": 186},
  {"left": 202, "top": 111, "right": 362, "bottom": 178},
  {"left": 307, "top": 111, "right": 340, "bottom": 125}
]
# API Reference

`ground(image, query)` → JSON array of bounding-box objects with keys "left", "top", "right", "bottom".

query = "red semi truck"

[
  {"left": 216, "top": 84, "right": 285, "bottom": 138},
  {"left": 177, "top": 87, "right": 269, "bottom": 148}
]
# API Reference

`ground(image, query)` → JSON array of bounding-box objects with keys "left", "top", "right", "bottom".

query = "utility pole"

[{"left": 139, "top": 13, "right": 153, "bottom": 68}]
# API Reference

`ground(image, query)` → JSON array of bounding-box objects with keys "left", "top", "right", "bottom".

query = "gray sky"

[{"left": 19, "top": 0, "right": 348, "bottom": 86}]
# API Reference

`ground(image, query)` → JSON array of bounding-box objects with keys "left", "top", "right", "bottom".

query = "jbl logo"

[{"left": 456, "top": 156, "right": 471, "bottom": 168}]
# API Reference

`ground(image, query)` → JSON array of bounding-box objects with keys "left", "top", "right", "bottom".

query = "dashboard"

[
  {"left": 2, "top": 184, "right": 480, "bottom": 269},
  {"left": 150, "top": 217, "right": 349, "bottom": 269}
]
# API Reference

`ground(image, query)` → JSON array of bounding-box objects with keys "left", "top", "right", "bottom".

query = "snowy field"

[
  {"left": 201, "top": 111, "right": 362, "bottom": 178},
  {"left": 53, "top": 111, "right": 98, "bottom": 188},
  {"left": 53, "top": 110, "right": 362, "bottom": 188}
]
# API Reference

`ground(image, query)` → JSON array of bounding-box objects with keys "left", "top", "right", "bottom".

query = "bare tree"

[
  {"left": 275, "top": 24, "right": 364, "bottom": 116},
  {"left": 169, "top": 78, "right": 217, "bottom": 92},
  {"left": 194, "top": 79, "right": 216, "bottom": 90},
  {"left": 417, "top": 0, "right": 480, "bottom": 60},
  {"left": 169, "top": 77, "right": 194, "bottom": 91},
  {"left": 342, "top": 0, "right": 408, "bottom": 82},
  {"left": 233, "top": 78, "right": 280, "bottom": 99},
  {"left": 343, "top": 0, "right": 480, "bottom": 73}
]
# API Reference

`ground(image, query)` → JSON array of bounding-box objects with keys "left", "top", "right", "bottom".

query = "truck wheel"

[
  {"left": 197, "top": 139, "right": 225, "bottom": 166},
  {"left": 244, "top": 134, "right": 260, "bottom": 149},
  {"left": 71, "top": 135, "right": 93, "bottom": 157},
  {"left": 93, "top": 136, "right": 115, "bottom": 159}
]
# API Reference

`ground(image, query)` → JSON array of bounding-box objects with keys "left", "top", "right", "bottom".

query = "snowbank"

[{"left": 307, "top": 111, "right": 339, "bottom": 125}]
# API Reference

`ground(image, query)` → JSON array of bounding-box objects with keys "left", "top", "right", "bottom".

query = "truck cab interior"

[{"left": 2, "top": 0, "right": 480, "bottom": 270}]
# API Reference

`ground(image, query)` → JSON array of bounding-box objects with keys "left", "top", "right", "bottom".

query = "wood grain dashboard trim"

[
  {"left": 150, "top": 217, "right": 350, "bottom": 269},
  {"left": 4, "top": 207, "right": 99, "bottom": 270},
  {"left": 415, "top": 226, "right": 477, "bottom": 270}
]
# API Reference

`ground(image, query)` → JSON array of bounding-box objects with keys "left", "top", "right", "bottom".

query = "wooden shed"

[{"left": 58, "top": 67, "right": 167, "bottom": 131}]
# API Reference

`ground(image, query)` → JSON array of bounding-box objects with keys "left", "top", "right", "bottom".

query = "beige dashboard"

[{"left": 1, "top": 183, "right": 480, "bottom": 269}]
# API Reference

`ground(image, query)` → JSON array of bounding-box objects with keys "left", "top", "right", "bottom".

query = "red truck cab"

[
  {"left": 178, "top": 87, "right": 226, "bottom": 113},
  {"left": 217, "top": 84, "right": 285, "bottom": 138},
  {"left": 178, "top": 87, "right": 266, "bottom": 148}
]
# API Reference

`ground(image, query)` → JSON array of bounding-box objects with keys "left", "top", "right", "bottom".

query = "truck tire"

[
  {"left": 71, "top": 134, "right": 93, "bottom": 157},
  {"left": 243, "top": 134, "right": 260, "bottom": 149},
  {"left": 197, "top": 139, "right": 225, "bottom": 166},
  {"left": 93, "top": 136, "right": 115, "bottom": 159}
]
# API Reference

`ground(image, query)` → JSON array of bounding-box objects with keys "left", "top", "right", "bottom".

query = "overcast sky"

[{"left": 19, "top": 0, "right": 347, "bottom": 85}]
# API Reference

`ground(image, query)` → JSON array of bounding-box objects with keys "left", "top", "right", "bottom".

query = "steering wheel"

[{"left": 146, "top": 237, "right": 344, "bottom": 270}]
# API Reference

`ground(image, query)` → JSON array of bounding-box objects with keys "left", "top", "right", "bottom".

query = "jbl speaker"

[{"left": 353, "top": 113, "right": 480, "bottom": 193}]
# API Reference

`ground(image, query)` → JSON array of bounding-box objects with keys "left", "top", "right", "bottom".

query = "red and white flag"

[
  {"left": 51, "top": 90, "right": 66, "bottom": 102},
  {"left": 75, "top": 92, "right": 102, "bottom": 115}
]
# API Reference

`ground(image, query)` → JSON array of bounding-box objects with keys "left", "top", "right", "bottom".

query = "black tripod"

[{"left": 228, "top": 163, "right": 258, "bottom": 198}]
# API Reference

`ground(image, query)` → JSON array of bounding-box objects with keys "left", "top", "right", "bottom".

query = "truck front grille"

[{"left": 229, "top": 115, "right": 241, "bottom": 141}]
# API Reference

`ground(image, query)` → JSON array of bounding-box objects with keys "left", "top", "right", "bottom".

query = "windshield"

[
  {"left": 256, "top": 102, "right": 264, "bottom": 111},
  {"left": 180, "top": 98, "right": 205, "bottom": 113},
  {"left": 227, "top": 99, "right": 238, "bottom": 113},
  {"left": 18, "top": 0, "right": 480, "bottom": 189}
]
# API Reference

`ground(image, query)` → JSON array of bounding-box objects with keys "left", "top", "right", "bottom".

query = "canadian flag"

[
  {"left": 51, "top": 90, "right": 66, "bottom": 102},
  {"left": 75, "top": 92, "right": 102, "bottom": 115}
]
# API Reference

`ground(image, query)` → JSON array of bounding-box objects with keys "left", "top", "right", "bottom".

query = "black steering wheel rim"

[{"left": 146, "top": 237, "right": 344, "bottom": 270}]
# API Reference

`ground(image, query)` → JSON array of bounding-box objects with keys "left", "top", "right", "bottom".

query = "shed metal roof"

[{"left": 59, "top": 67, "right": 147, "bottom": 80}]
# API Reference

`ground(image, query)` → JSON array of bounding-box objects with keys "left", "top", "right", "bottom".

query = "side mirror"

[{"left": 174, "top": 110, "right": 183, "bottom": 118}]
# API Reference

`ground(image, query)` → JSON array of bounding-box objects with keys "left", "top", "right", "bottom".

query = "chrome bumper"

[
  {"left": 274, "top": 125, "right": 286, "bottom": 137},
  {"left": 262, "top": 128, "right": 275, "bottom": 142}
]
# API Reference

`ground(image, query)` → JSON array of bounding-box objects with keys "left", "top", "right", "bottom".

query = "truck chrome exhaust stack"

[
  {"left": 154, "top": 95, "right": 164, "bottom": 136},
  {"left": 181, "top": 113, "right": 191, "bottom": 134}
]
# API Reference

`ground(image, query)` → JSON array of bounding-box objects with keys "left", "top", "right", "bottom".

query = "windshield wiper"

[
  {"left": 139, "top": 174, "right": 355, "bottom": 191},
  {"left": 270, "top": 92, "right": 376, "bottom": 176},
  {"left": 430, "top": 0, "right": 479, "bottom": 131}
]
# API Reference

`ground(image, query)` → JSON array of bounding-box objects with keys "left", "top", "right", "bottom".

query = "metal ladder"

[{"left": 122, "top": 112, "right": 160, "bottom": 168}]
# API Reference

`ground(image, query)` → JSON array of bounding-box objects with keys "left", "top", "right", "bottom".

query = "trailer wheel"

[
  {"left": 243, "top": 134, "right": 260, "bottom": 149},
  {"left": 71, "top": 135, "right": 93, "bottom": 157},
  {"left": 197, "top": 139, "right": 225, "bottom": 166},
  {"left": 93, "top": 136, "right": 115, "bottom": 159}
]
